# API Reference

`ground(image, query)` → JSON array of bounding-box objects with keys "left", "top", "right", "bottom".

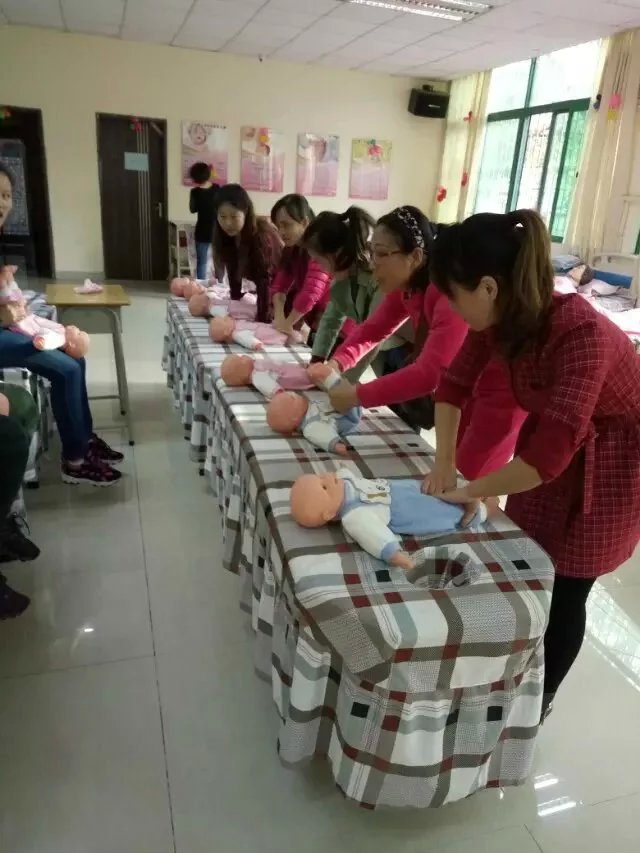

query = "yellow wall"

[{"left": 0, "top": 26, "right": 445, "bottom": 276}]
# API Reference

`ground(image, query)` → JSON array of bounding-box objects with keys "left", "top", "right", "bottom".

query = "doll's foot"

[
  {"left": 88, "top": 433, "right": 124, "bottom": 465},
  {"left": 389, "top": 551, "right": 415, "bottom": 571},
  {"left": 334, "top": 442, "right": 348, "bottom": 456}
]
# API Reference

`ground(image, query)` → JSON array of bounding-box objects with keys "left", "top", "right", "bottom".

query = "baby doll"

[
  {"left": 189, "top": 290, "right": 257, "bottom": 321},
  {"left": 266, "top": 365, "right": 361, "bottom": 455},
  {"left": 209, "top": 316, "right": 303, "bottom": 351},
  {"left": 290, "top": 468, "right": 489, "bottom": 570},
  {"left": 0, "top": 272, "right": 89, "bottom": 358},
  {"left": 220, "top": 354, "right": 313, "bottom": 399}
]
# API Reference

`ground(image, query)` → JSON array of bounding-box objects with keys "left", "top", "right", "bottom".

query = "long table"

[{"left": 163, "top": 296, "right": 554, "bottom": 809}]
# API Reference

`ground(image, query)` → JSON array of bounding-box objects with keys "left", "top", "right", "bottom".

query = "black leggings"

[
  {"left": 0, "top": 416, "right": 30, "bottom": 520},
  {"left": 544, "top": 575, "right": 597, "bottom": 695}
]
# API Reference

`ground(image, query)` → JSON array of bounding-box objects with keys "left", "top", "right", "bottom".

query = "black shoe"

[
  {"left": 88, "top": 433, "right": 125, "bottom": 465},
  {"left": 0, "top": 514, "right": 40, "bottom": 563},
  {"left": 0, "top": 575, "right": 30, "bottom": 620}
]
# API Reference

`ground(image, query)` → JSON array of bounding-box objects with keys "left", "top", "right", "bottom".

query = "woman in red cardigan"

[
  {"left": 427, "top": 209, "right": 640, "bottom": 720},
  {"left": 327, "top": 205, "right": 526, "bottom": 479},
  {"left": 270, "top": 194, "right": 331, "bottom": 340},
  {"left": 212, "top": 184, "right": 282, "bottom": 323}
]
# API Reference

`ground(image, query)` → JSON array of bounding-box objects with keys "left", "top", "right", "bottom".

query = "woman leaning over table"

[{"left": 426, "top": 209, "right": 640, "bottom": 721}]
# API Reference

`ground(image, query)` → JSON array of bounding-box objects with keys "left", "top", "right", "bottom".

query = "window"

[{"left": 473, "top": 42, "right": 601, "bottom": 241}]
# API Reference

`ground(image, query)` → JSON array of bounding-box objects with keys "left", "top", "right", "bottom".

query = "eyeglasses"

[{"left": 371, "top": 249, "right": 403, "bottom": 262}]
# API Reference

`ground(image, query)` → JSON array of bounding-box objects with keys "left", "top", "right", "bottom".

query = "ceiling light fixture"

[{"left": 342, "top": 0, "right": 492, "bottom": 22}]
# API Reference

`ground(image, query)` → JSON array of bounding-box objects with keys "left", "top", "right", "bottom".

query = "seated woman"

[
  {"left": 0, "top": 164, "right": 121, "bottom": 486},
  {"left": 212, "top": 184, "right": 282, "bottom": 323},
  {"left": 269, "top": 194, "right": 331, "bottom": 342}
]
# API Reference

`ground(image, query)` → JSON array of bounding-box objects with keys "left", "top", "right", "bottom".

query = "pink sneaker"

[{"left": 61, "top": 457, "right": 122, "bottom": 487}]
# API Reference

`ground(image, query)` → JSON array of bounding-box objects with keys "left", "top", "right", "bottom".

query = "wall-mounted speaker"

[{"left": 408, "top": 88, "right": 450, "bottom": 119}]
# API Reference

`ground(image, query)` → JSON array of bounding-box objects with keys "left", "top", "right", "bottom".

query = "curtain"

[
  {"left": 564, "top": 29, "right": 640, "bottom": 259},
  {"left": 433, "top": 71, "right": 490, "bottom": 224}
]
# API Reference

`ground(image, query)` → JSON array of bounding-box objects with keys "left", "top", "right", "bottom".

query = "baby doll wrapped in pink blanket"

[
  {"left": 189, "top": 289, "right": 257, "bottom": 321},
  {"left": 0, "top": 267, "right": 89, "bottom": 358},
  {"left": 220, "top": 354, "right": 313, "bottom": 398},
  {"left": 209, "top": 316, "right": 303, "bottom": 351}
]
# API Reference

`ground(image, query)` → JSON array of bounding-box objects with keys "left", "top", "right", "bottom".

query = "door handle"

[{"left": 154, "top": 201, "right": 163, "bottom": 219}]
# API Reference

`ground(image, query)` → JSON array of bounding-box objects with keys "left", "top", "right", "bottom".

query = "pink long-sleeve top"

[
  {"left": 270, "top": 247, "right": 331, "bottom": 328},
  {"left": 332, "top": 285, "right": 468, "bottom": 409}
]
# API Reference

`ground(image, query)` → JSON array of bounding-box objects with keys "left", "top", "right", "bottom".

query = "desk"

[{"left": 46, "top": 284, "right": 134, "bottom": 445}]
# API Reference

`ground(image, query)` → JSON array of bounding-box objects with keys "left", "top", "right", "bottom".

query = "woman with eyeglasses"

[{"left": 325, "top": 205, "right": 526, "bottom": 481}]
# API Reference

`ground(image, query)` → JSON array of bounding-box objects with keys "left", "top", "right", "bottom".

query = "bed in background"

[{"left": 554, "top": 251, "right": 640, "bottom": 352}]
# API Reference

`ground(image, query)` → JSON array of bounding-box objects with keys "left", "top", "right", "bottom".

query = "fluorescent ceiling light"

[{"left": 343, "top": 0, "right": 491, "bottom": 22}]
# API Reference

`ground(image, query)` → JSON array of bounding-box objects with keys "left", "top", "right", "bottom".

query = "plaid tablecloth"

[
  {"left": 164, "top": 301, "right": 555, "bottom": 809},
  {"left": 162, "top": 296, "right": 308, "bottom": 465}
]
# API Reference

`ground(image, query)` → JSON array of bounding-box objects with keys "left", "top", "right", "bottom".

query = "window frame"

[{"left": 480, "top": 58, "right": 591, "bottom": 242}]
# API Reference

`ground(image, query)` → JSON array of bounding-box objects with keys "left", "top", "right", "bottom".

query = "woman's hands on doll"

[
  {"left": 421, "top": 458, "right": 457, "bottom": 497},
  {"left": 273, "top": 315, "right": 295, "bottom": 337},
  {"left": 328, "top": 379, "right": 359, "bottom": 414},
  {"left": 436, "top": 486, "right": 485, "bottom": 528}
]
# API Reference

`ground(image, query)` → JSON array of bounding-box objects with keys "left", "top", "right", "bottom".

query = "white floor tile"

[
  {"left": 528, "top": 791, "right": 640, "bottom": 853},
  {"left": 0, "top": 563, "right": 153, "bottom": 677},
  {"left": 0, "top": 658, "right": 174, "bottom": 853}
]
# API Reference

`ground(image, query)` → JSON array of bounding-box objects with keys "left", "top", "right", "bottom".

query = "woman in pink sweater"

[
  {"left": 270, "top": 194, "right": 331, "bottom": 340},
  {"left": 327, "top": 205, "right": 526, "bottom": 479}
]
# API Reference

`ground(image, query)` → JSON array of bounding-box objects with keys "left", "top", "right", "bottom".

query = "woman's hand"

[
  {"left": 273, "top": 316, "right": 294, "bottom": 337},
  {"left": 328, "top": 380, "right": 359, "bottom": 413},
  {"left": 438, "top": 486, "right": 483, "bottom": 528},
  {"left": 422, "top": 459, "right": 457, "bottom": 496}
]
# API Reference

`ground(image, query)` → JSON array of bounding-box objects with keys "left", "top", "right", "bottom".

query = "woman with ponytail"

[
  {"left": 302, "top": 206, "right": 395, "bottom": 378},
  {"left": 325, "top": 205, "right": 526, "bottom": 473},
  {"left": 270, "top": 194, "right": 331, "bottom": 340},
  {"left": 427, "top": 209, "right": 640, "bottom": 719}
]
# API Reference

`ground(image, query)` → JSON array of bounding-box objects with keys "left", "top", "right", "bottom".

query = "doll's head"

[
  {"left": 64, "top": 326, "right": 90, "bottom": 358},
  {"left": 290, "top": 471, "right": 345, "bottom": 527},
  {"left": 266, "top": 391, "right": 309, "bottom": 434},
  {"left": 170, "top": 277, "right": 191, "bottom": 297},
  {"left": 188, "top": 291, "right": 210, "bottom": 317},
  {"left": 0, "top": 392, "right": 9, "bottom": 416},
  {"left": 0, "top": 300, "right": 27, "bottom": 326},
  {"left": 209, "top": 315, "right": 236, "bottom": 342},
  {"left": 0, "top": 264, "right": 17, "bottom": 286},
  {"left": 221, "top": 354, "right": 254, "bottom": 386}
]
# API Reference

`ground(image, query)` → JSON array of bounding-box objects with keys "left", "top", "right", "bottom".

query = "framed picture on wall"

[
  {"left": 240, "top": 126, "right": 284, "bottom": 193},
  {"left": 181, "top": 120, "right": 228, "bottom": 186},
  {"left": 349, "top": 138, "right": 392, "bottom": 201},
  {"left": 296, "top": 133, "right": 339, "bottom": 197}
]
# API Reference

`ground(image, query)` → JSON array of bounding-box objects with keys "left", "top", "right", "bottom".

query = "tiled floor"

[{"left": 1, "top": 286, "right": 639, "bottom": 853}]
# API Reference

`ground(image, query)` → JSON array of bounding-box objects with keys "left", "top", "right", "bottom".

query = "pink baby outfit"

[
  {"left": 229, "top": 321, "right": 303, "bottom": 350},
  {"left": 209, "top": 292, "right": 258, "bottom": 321},
  {"left": 250, "top": 359, "right": 313, "bottom": 398}
]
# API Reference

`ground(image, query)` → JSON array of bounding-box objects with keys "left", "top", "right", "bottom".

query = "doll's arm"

[
  {"left": 209, "top": 304, "right": 228, "bottom": 318},
  {"left": 302, "top": 412, "right": 346, "bottom": 455},
  {"left": 341, "top": 506, "right": 402, "bottom": 563},
  {"left": 251, "top": 369, "right": 281, "bottom": 399},
  {"left": 231, "top": 329, "right": 263, "bottom": 350}
]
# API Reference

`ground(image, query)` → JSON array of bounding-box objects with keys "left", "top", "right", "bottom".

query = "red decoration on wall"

[
  {"left": 463, "top": 111, "right": 473, "bottom": 123},
  {"left": 436, "top": 187, "right": 447, "bottom": 203},
  {"left": 129, "top": 117, "right": 142, "bottom": 132},
  {"left": 461, "top": 171, "right": 469, "bottom": 188}
]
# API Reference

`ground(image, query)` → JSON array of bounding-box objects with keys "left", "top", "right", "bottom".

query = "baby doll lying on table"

[
  {"left": 0, "top": 267, "right": 89, "bottom": 358},
  {"left": 221, "top": 354, "right": 313, "bottom": 399},
  {"left": 266, "top": 364, "right": 362, "bottom": 455},
  {"left": 291, "top": 467, "right": 492, "bottom": 571},
  {"left": 189, "top": 289, "right": 257, "bottom": 321},
  {"left": 209, "top": 315, "right": 303, "bottom": 351}
]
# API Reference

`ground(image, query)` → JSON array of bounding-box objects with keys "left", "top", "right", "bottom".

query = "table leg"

[{"left": 108, "top": 309, "right": 135, "bottom": 446}]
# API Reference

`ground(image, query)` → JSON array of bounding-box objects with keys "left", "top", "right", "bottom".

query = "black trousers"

[
  {"left": 544, "top": 574, "right": 597, "bottom": 696},
  {"left": 0, "top": 416, "right": 30, "bottom": 520}
]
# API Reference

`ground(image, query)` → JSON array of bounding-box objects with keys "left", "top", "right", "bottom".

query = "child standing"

[{"left": 188, "top": 162, "right": 220, "bottom": 280}]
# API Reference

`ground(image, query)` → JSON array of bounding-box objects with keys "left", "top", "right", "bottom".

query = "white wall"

[{"left": 0, "top": 26, "right": 445, "bottom": 276}]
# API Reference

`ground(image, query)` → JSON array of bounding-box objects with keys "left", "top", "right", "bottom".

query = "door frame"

[
  {"left": 0, "top": 105, "right": 55, "bottom": 277},
  {"left": 95, "top": 112, "right": 168, "bottom": 279}
]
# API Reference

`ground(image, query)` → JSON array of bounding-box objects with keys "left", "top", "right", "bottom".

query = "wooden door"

[
  {"left": 0, "top": 107, "right": 54, "bottom": 277},
  {"left": 97, "top": 114, "right": 168, "bottom": 281}
]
